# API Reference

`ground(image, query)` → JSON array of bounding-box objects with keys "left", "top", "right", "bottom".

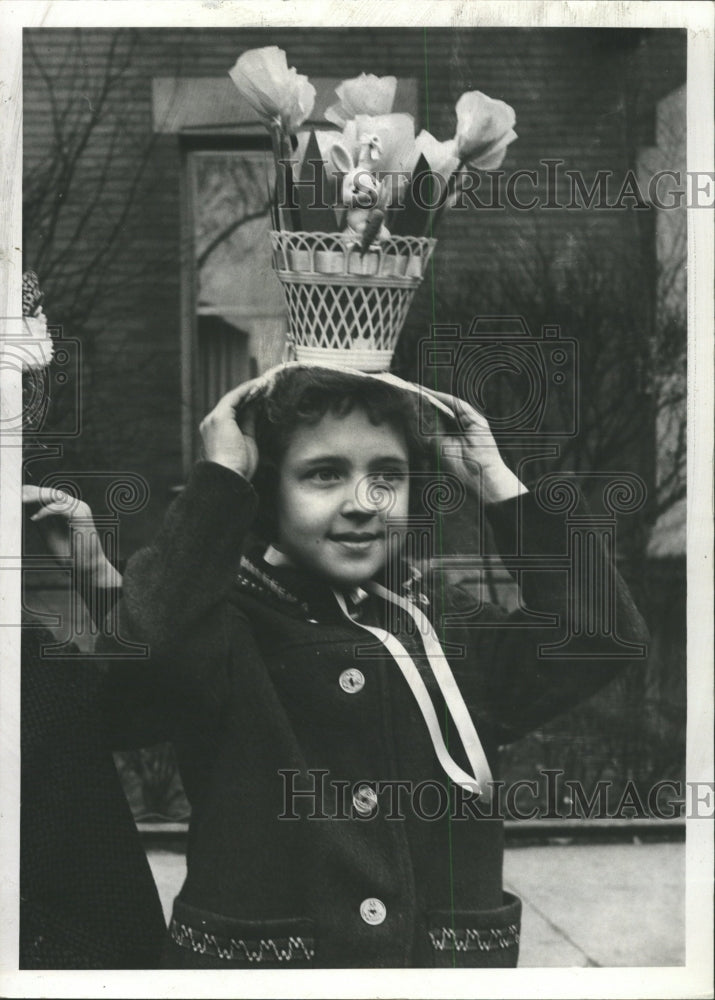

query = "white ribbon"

[{"left": 332, "top": 581, "right": 493, "bottom": 799}]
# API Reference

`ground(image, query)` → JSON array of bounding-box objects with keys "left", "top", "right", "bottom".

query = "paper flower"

[
  {"left": 21, "top": 309, "right": 54, "bottom": 370},
  {"left": 228, "top": 49, "right": 519, "bottom": 240},
  {"left": 412, "top": 130, "right": 460, "bottom": 181},
  {"left": 454, "top": 91, "right": 517, "bottom": 170},
  {"left": 340, "top": 114, "right": 418, "bottom": 182},
  {"left": 17, "top": 271, "right": 53, "bottom": 370},
  {"left": 228, "top": 46, "right": 316, "bottom": 133},
  {"left": 325, "top": 74, "right": 397, "bottom": 128}
]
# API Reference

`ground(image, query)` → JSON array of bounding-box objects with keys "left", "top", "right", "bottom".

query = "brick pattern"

[{"left": 23, "top": 28, "right": 685, "bottom": 549}]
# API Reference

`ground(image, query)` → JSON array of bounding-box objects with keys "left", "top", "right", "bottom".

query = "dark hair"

[{"left": 250, "top": 367, "right": 433, "bottom": 541}]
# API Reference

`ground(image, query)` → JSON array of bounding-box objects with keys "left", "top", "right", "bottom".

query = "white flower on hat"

[
  {"left": 228, "top": 46, "right": 316, "bottom": 133},
  {"left": 325, "top": 73, "right": 397, "bottom": 128},
  {"left": 412, "top": 129, "right": 460, "bottom": 181},
  {"left": 21, "top": 308, "right": 54, "bottom": 371},
  {"left": 454, "top": 91, "right": 517, "bottom": 170}
]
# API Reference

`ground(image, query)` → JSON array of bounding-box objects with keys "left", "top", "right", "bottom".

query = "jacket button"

[
  {"left": 352, "top": 785, "right": 378, "bottom": 817},
  {"left": 360, "top": 897, "right": 387, "bottom": 925},
  {"left": 339, "top": 668, "right": 365, "bottom": 694}
]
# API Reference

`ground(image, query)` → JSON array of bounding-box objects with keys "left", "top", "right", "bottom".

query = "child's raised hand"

[
  {"left": 419, "top": 387, "right": 528, "bottom": 504},
  {"left": 199, "top": 378, "right": 263, "bottom": 481},
  {"left": 23, "top": 484, "right": 122, "bottom": 588}
]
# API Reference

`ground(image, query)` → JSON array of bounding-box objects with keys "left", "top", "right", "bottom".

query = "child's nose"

[
  {"left": 342, "top": 476, "right": 395, "bottom": 517},
  {"left": 339, "top": 484, "right": 376, "bottom": 519}
]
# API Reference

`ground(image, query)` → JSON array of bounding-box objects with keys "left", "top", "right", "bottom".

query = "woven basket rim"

[
  {"left": 270, "top": 230, "right": 436, "bottom": 285},
  {"left": 269, "top": 229, "right": 436, "bottom": 247}
]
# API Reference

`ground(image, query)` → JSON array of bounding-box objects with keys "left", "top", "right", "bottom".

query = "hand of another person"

[
  {"left": 22, "top": 485, "right": 122, "bottom": 589},
  {"left": 419, "top": 387, "right": 528, "bottom": 504},
  {"left": 199, "top": 378, "right": 263, "bottom": 480}
]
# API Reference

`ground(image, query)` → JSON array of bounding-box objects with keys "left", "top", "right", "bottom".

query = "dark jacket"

[
  {"left": 20, "top": 626, "right": 167, "bottom": 969},
  {"left": 100, "top": 461, "right": 648, "bottom": 969}
]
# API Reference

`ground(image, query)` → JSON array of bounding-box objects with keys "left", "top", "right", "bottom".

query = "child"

[{"left": 102, "top": 364, "right": 648, "bottom": 969}]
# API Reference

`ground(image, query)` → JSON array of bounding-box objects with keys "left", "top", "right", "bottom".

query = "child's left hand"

[{"left": 419, "top": 388, "right": 528, "bottom": 504}]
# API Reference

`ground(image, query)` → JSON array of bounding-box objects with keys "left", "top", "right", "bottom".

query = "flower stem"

[
  {"left": 422, "top": 160, "right": 466, "bottom": 238},
  {"left": 269, "top": 122, "right": 294, "bottom": 231}
]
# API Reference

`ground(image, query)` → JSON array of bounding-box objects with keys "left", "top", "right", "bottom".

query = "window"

[
  {"left": 183, "top": 143, "right": 288, "bottom": 465},
  {"left": 158, "top": 75, "right": 418, "bottom": 469}
]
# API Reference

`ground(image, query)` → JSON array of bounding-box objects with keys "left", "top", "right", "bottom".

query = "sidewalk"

[
  {"left": 503, "top": 841, "right": 684, "bottom": 966},
  {"left": 147, "top": 839, "right": 684, "bottom": 967}
]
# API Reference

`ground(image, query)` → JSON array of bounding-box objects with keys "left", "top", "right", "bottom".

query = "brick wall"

[{"left": 23, "top": 27, "right": 685, "bottom": 554}]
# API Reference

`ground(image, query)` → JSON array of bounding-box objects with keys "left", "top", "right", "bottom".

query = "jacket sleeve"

[
  {"left": 443, "top": 489, "right": 650, "bottom": 746},
  {"left": 96, "top": 461, "right": 259, "bottom": 749}
]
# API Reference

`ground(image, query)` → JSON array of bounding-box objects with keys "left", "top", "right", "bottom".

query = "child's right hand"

[{"left": 199, "top": 378, "right": 263, "bottom": 480}]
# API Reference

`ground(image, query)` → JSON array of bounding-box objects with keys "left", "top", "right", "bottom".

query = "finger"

[
  {"left": 23, "top": 486, "right": 80, "bottom": 510},
  {"left": 22, "top": 485, "right": 41, "bottom": 503},
  {"left": 237, "top": 406, "right": 257, "bottom": 439},
  {"left": 30, "top": 503, "right": 68, "bottom": 522},
  {"left": 417, "top": 385, "right": 460, "bottom": 405},
  {"left": 214, "top": 375, "right": 271, "bottom": 415},
  {"left": 419, "top": 386, "right": 480, "bottom": 415},
  {"left": 30, "top": 499, "right": 87, "bottom": 521},
  {"left": 203, "top": 387, "right": 251, "bottom": 424},
  {"left": 414, "top": 385, "right": 464, "bottom": 419},
  {"left": 422, "top": 387, "right": 493, "bottom": 431}
]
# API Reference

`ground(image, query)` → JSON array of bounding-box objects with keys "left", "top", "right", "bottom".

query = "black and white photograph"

[{"left": 0, "top": 2, "right": 712, "bottom": 998}]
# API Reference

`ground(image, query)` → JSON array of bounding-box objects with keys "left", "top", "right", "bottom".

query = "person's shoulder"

[{"left": 428, "top": 576, "right": 511, "bottom": 625}]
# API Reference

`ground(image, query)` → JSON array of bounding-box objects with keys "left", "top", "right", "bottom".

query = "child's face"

[{"left": 275, "top": 406, "right": 410, "bottom": 589}]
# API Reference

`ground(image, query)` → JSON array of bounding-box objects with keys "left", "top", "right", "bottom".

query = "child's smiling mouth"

[{"left": 328, "top": 531, "right": 381, "bottom": 552}]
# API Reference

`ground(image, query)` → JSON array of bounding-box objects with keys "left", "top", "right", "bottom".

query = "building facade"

[{"left": 22, "top": 27, "right": 687, "bottom": 811}]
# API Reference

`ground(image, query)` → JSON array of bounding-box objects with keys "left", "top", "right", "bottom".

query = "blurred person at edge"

[
  {"left": 17, "top": 270, "right": 166, "bottom": 970},
  {"left": 98, "top": 363, "right": 649, "bottom": 969}
]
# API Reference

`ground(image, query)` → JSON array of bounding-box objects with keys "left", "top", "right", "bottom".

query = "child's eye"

[{"left": 309, "top": 468, "right": 341, "bottom": 483}]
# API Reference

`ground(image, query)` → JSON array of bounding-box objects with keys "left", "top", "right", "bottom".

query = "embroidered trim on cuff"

[
  {"left": 170, "top": 919, "right": 315, "bottom": 962},
  {"left": 428, "top": 923, "right": 520, "bottom": 953}
]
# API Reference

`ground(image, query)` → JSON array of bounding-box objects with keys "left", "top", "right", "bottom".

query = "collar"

[
  {"left": 236, "top": 539, "right": 430, "bottom": 618},
  {"left": 263, "top": 544, "right": 293, "bottom": 568},
  {"left": 262, "top": 545, "right": 371, "bottom": 609}
]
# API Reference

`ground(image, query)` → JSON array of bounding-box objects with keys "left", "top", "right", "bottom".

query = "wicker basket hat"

[
  {"left": 227, "top": 48, "right": 517, "bottom": 374},
  {"left": 270, "top": 231, "right": 435, "bottom": 372}
]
